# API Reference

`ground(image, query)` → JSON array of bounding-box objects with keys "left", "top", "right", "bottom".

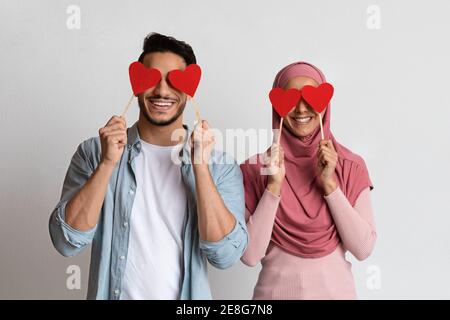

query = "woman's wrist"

[
  {"left": 321, "top": 178, "right": 338, "bottom": 196},
  {"left": 266, "top": 181, "right": 282, "bottom": 197}
]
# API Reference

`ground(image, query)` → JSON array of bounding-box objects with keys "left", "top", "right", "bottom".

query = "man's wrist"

[
  {"left": 193, "top": 163, "right": 210, "bottom": 174},
  {"left": 99, "top": 160, "right": 116, "bottom": 172}
]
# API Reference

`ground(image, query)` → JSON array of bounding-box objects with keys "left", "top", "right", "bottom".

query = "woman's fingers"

[
  {"left": 319, "top": 148, "right": 336, "bottom": 160},
  {"left": 264, "top": 143, "right": 282, "bottom": 168},
  {"left": 319, "top": 152, "right": 337, "bottom": 168},
  {"left": 202, "top": 119, "right": 211, "bottom": 130},
  {"left": 279, "top": 146, "right": 285, "bottom": 166},
  {"left": 319, "top": 139, "right": 335, "bottom": 151},
  {"left": 318, "top": 152, "right": 327, "bottom": 165},
  {"left": 318, "top": 142, "right": 337, "bottom": 158},
  {"left": 318, "top": 146, "right": 337, "bottom": 161},
  {"left": 318, "top": 144, "right": 333, "bottom": 154},
  {"left": 271, "top": 144, "right": 281, "bottom": 166},
  {"left": 326, "top": 139, "right": 335, "bottom": 150},
  {"left": 317, "top": 139, "right": 338, "bottom": 171}
]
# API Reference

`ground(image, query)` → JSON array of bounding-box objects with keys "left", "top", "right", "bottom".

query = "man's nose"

[{"left": 153, "top": 78, "right": 172, "bottom": 97}]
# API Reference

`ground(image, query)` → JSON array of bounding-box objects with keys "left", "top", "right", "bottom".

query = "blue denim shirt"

[{"left": 49, "top": 122, "right": 248, "bottom": 300}]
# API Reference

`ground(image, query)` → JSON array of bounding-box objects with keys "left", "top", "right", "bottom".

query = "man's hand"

[
  {"left": 99, "top": 116, "right": 127, "bottom": 168},
  {"left": 65, "top": 115, "right": 127, "bottom": 231},
  {"left": 190, "top": 120, "right": 215, "bottom": 166}
]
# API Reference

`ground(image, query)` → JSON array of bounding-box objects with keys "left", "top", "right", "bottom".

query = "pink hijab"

[{"left": 240, "top": 61, "right": 373, "bottom": 258}]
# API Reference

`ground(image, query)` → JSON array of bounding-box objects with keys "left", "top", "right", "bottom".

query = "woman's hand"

[
  {"left": 317, "top": 139, "right": 338, "bottom": 195},
  {"left": 264, "top": 143, "right": 285, "bottom": 196}
]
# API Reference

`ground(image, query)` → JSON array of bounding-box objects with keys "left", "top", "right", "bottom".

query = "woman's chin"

[{"left": 285, "top": 122, "right": 316, "bottom": 138}]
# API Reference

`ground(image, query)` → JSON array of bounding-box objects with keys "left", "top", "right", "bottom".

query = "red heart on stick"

[
  {"left": 167, "top": 64, "right": 202, "bottom": 97},
  {"left": 269, "top": 88, "right": 302, "bottom": 117},
  {"left": 301, "top": 83, "right": 334, "bottom": 113},
  {"left": 129, "top": 61, "right": 161, "bottom": 96}
]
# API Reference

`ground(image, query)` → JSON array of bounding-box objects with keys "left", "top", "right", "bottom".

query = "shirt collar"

[{"left": 127, "top": 121, "right": 193, "bottom": 164}]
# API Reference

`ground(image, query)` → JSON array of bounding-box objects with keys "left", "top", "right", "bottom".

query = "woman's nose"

[{"left": 295, "top": 100, "right": 310, "bottom": 113}]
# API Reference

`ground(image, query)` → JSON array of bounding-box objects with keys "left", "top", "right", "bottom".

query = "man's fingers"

[
  {"left": 106, "top": 135, "right": 127, "bottom": 145},
  {"left": 101, "top": 128, "right": 127, "bottom": 137},
  {"left": 105, "top": 115, "right": 126, "bottom": 128},
  {"left": 100, "top": 123, "right": 126, "bottom": 134},
  {"left": 192, "top": 125, "right": 215, "bottom": 144},
  {"left": 105, "top": 115, "right": 122, "bottom": 126},
  {"left": 105, "top": 116, "right": 117, "bottom": 126},
  {"left": 104, "top": 131, "right": 127, "bottom": 142}
]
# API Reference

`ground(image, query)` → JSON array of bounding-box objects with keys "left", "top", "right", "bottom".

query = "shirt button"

[
  {"left": 129, "top": 188, "right": 135, "bottom": 195},
  {"left": 123, "top": 221, "right": 128, "bottom": 227},
  {"left": 119, "top": 255, "right": 125, "bottom": 260},
  {"left": 114, "top": 289, "right": 120, "bottom": 295}
]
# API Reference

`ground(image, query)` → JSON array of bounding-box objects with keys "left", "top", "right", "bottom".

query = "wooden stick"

[
  {"left": 121, "top": 93, "right": 135, "bottom": 118},
  {"left": 318, "top": 112, "right": 324, "bottom": 140},
  {"left": 277, "top": 117, "right": 284, "bottom": 145},
  {"left": 189, "top": 96, "right": 202, "bottom": 123}
]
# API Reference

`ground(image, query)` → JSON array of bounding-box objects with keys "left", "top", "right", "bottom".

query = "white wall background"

[{"left": 1, "top": 0, "right": 450, "bottom": 299}]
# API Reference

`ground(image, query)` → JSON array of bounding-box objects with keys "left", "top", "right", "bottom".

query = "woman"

[{"left": 240, "top": 61, "right": 376, "bottom": 299}]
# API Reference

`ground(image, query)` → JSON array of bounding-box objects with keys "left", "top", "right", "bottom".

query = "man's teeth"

[
  {"left": 293, "top": 116, "right": 312, "bottom": 124},
  {"left": 150, "top": 100, "right": 174, "bottom": 107}
]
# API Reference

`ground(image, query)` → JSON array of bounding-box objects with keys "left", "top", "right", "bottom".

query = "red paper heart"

[
  {"left": 167, "top": 64, "right": 202, "bottom": 97},
  {"left": 269, "top": 88, "right": 302, "bottom": 117},
  {"left": 301, "top": 83, "right": 334, "bottom": 113},
  {"left": 129, "top": 61, "right": 161, "bottom": 96}
]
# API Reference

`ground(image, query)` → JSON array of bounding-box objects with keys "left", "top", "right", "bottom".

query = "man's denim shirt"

[{"left": 49, "top": 122, "right": 248, "bottom": 299}]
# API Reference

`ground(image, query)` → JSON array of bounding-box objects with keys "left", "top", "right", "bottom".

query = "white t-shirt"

[{"left": 120, "top": 140, "right": 187, "bottom": 300}]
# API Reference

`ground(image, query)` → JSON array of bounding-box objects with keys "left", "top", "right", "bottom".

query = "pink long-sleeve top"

[{"left": 241, "top": 186, "right": 376, "bottom": 300}]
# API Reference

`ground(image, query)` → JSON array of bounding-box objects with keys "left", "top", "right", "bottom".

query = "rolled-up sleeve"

[
  {"left": 49, "top": 140, "right": 97, "bottom": 257},
  {"left": 199, "top": 158, "right": 248, "bottom": 269}
]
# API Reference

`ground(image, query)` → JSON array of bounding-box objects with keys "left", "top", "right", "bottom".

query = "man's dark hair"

[{"left": 138, "top": 33, "right": 196, "bottom": 65}]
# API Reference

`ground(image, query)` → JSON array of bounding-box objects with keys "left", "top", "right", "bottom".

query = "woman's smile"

[{"left": 290, "top": 114, "right": 316, "bottom": 125}]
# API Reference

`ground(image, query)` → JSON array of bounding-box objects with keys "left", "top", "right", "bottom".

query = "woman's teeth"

[{"left": 292, "top": 116, "right": 312, "bottom": 124}]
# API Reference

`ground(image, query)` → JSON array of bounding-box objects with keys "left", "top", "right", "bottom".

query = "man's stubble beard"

[{"left": 138, "top": 97, "right": 186, "bottom": 126}]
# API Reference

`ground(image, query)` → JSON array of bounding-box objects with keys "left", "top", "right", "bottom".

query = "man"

[{"left": 49, "top": 33, "right": 248, "bottom": 299}]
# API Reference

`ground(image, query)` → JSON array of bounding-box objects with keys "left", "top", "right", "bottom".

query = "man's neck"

[{"left": 137, "top": 115, "right": 186, "bottom": 146}]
